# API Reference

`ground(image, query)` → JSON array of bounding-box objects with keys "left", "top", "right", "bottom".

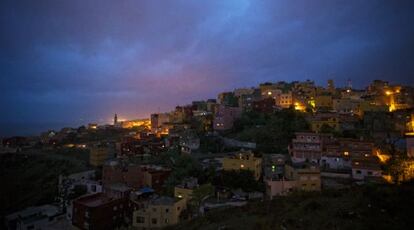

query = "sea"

[{"left": 0, "top": 122, "right": 80, "bottom": 138}]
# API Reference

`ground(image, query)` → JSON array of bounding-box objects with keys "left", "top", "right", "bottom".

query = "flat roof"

[{"left": 75, "top": 193, "right": 118, "bottom": 207}]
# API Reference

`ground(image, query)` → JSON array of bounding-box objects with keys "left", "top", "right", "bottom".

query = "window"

[
  {"left": 356, "top": 170, "right": 362, "bottom": 174},
  {"left": 113, "top": 206, "right": 117, "bottom": 211},
  {"left": 165, "top": 208, "right": 169, "bottom": 213},
  {"left": 152, "top": 218, "right": 158, "bottom": 224},
  {"left": 165, "top": 218, "right": 169, "bottom": 223},
  {"left": 136, "top": 216, "right": 145, "bottom": 224},
  {"left": 152, "top": 208, "right": 157, "bottom": 212},
  {"left": 368, "top": 171, "right": 373, "bottom": 176}
]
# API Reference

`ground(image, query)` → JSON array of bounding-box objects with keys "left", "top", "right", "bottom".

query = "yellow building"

[
  {"left": 89, "top": 146, "right": 113, "bottom": 167},
  {"left": 174, "top": 177, "right": 198, "bottom": 201},
  {"left": 354, "top": 101, "right": 388, "bottom": 117},
  {"left": 285, "top": 164, "right": 321, "bottom": 192},
  {"left": 315, "top": 95, "right": 333, "bottom": 109},
  {"left": 222, "top": 151, "right": 262, "bottom": 180},
  {"left": 133, "top": 196, "right": 186, "bottom": 229}
]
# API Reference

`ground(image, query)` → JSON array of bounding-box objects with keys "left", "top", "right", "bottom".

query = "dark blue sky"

[{"left": 1, "top": 0, "right": 414, "bottom": 135}]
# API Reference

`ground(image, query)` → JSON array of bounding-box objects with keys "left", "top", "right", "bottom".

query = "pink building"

[
  {"left": 289, "top": 132, "right": 333, "bottom": 163},
  {"left": 213, "top": 105, "right": 242, "bottom": 131}
]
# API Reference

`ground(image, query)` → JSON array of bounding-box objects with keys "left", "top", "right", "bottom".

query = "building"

[
  {"left": 407, "top": 135, "right": 414, "bottom": 158},
  {"left": 5, "top": 205, "right": 61, "bottom": 230},
  {"left": 58, "top": 170, "right": 103, "bottom": 220},
  {"left": 351, "top": 158, "right": 382, "bottom": 180},
  {"left": 289, "top": 132, "right": 333, "bottom": 163},
  {"left": 265, "top": 163, "right": 321, "bottom": 199},
  {"left": 263, "top": 154, "right": 288, "bottom": 180},
  {"left": 179, "top": 130, "right": 200, "bottom": 155},
  {"left": 308, "top": 113, "right": 341, "bottom": 132},
  {"left": 314, "top": 95, "right": 333, "bottom": 110},
  {"left": 72, "top": 185, "right": 131, "bottom": 230},
  {"left": 275, "top": 92, "right": 293, "bottom": 108},
  {"left": 102, "top": 161, "right": 171, "bottom": 191},
  {"left": 213, "top": 105, "right": 242, "bottom": 131},
  {"left": 238, "top": 89, "right": 261, "bottom": 111},
  {"left": 252, "top": 97, "right": 275, "bottom": 113},
  {"left": 151, "top": 113, "right": 170, "bottom": 134},
  {"left": 332, "top": 98, "right": 360, "bottom": 114},
  {"left": 217, "top": 92, "right": 238, "bottom": 107},
  {"left": 222, "top": 150, "right": 262, "bottom": 180},
  {"left": 89, "top": 144, "right": 115, "bottom": 167},
  {"left": 174, "top": 177, "right": 199, "bottom": 201},
  {"left": 132, "top": 196, "right": 186, "bottom": 229}
]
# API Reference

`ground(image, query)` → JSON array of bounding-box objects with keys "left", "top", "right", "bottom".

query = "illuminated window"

[
  {"left": 240, "top": 164, "right": 245, "bottom": 168},
  {"left": 344, "top": 151, "right": 349, "bottom": 156}
]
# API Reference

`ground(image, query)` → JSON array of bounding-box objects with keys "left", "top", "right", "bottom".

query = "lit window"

[{"left": 240, "top": 164, "right": 244, "bottom": 168}]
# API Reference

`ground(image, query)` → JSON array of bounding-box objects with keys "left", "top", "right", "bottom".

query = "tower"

[{"left": 114, "top": 114, "right": 118, "bottom": 125}]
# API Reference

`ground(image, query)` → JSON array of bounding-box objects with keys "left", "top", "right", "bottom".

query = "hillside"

[{"left": 169, "top": 183, "right": 414, "bottom": 230}]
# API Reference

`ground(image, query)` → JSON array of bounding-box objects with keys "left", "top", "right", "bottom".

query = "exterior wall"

[
  {"left": 265, "top": 179, "right": 297, "bottom": 198},
  {"left": 252, "top": 98, "right": 275, "bottom": 113},
  {"left": 352, "top": 168, "right": 382, "bottom": 180},
  {"left": 315, "top": 95, "right": 333, "bottom": 109},
  {"left": 213, "top": 105, "right": 242, "bottom": 131},
  {"left": 72, "top": 194, "right": 128, "bottom": 230},
  {"left": 174, "top": 187, "right": 193, "bottom": 201},
  {"left": 102, "top": 164, "right": 170, "bottom": 191},
  {"left": 310, "top": 118, "right": 340, "bottom": 132},
  {"left": 275, "top": 92, "right": 293, "bottom": 108},
  {"left": 222, "top": 152, "right": 262, "bottom": 180},
  {"left": 407, "top": 136, "right": 414, "bottom": 158},
  {"left": 132, "top": 198, "right": 186, "bottom": 229},
  {"left": 320, "top": 156, "right": 351, "bottom": 170},
  {"left": 290, "top": 132, "right": 331, "bottom": 163}
]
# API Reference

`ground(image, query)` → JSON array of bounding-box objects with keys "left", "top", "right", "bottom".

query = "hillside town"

[{"left": 2, "top": 79, "right": 414, "bottom": 230}]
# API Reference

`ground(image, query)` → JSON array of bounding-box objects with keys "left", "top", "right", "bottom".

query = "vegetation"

[
  {"left": 228, "top": 109, "right": 309, "bottom": 153},
  {"left": 169, "top": 182, "right": 414, "bottom": 230},
  {"left": 213, "top": 170, "right": 263, "bottom": 192},
  {"left": 0, "top": 152, "right": 88, "bottom": 218}
]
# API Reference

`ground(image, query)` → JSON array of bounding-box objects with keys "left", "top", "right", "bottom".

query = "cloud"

[{"left": 0, "top": 0, "right": 413, "bottom": 128}]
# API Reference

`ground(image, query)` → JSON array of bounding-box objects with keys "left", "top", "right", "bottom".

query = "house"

[
  {"left": 213, "top": 105, "right": 242, "bottom": 131},
  {"left": 72, "top": 185, "right": 131, "bottom": 230},
  {"left": 314, "top": 95, "right": 333, "bottom": 110},
  {"left": 275, "top": 91, "right": 293, "bottom": 108},
  {"left": 289, "top": 132, "right": 333, "bottom": 163},
  {"left": 222, "top": 150, "right": 262, "bottom": 180},
  {"left": 132, "top": 196, "right": 186, "bottom": 229},
  {"left": 179, "top": 130, "right": 200, "bottom": 155},
  {"left": 351, "top": 158, "right": 382, "bottom": 180},
  {"left": 252, "top": 97, "right": 275, "bottom": 113},
  {"left": 308, "top": 113, "right": 341, "bottom": 132},
  {"left": 150, "top": 113, "right": 170, "bottom": 135},
  {"left": 57, "top": 170, "right": 102, "bottom": 220},
  {"left": 102, "top": 160, "right": 171, "bottom": 192},
  {"left": 174, "top": 177, "right": 199, "bottom": 201},
  {"left": 5, "top": 205, "right": 61, "bottom": 230},
  {"left": 265, "top": 163, "right": 321, "bottom": 199},
  {"left": 263, "top": 154, "right": 288, "bottom": 180}
]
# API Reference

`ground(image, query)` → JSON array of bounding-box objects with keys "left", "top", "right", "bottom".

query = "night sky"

[{"left": 1, "top": 0, "right": 414, "bottom": 135}]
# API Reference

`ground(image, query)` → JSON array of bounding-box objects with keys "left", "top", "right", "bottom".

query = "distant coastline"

[{"left": 0, "top": 122, "right": 80, "bottom": 137}]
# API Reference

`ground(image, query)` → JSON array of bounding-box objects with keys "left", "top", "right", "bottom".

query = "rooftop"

[{"left": 74, "top": 193, "right": 119, "bottom": 207}]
